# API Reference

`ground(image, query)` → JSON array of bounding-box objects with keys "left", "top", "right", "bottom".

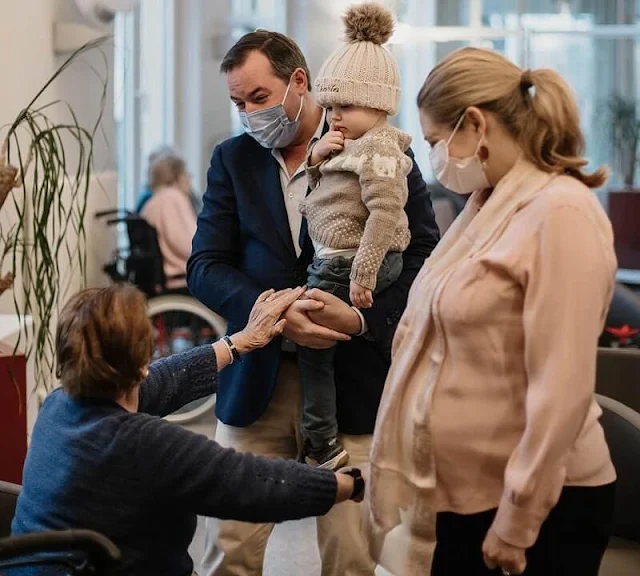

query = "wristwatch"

[
  {"left": 222, "top": 335, "right": 242, "bottom": 363},
  {"left": 339, "top": 467, "right": 365, "bottom": 501}
]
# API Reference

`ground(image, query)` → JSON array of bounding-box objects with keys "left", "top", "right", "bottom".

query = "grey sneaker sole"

[{"left": 306, "top": 449, "right": 349, "bottom": 471}]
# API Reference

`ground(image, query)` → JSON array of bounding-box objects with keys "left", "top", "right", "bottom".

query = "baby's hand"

[
  {"left": 350, "top": 281, "right": 373, "bottom": 309},
  {"left": 310, "top": 126, "right": 344, "bottom": 165}
]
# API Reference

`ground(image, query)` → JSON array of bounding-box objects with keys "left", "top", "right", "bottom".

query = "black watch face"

[
  {"left": 352, "top": 477, "right": 365, "bottom": 499},
  {"left": 342, "top": 467, "right": 362, "bottom": 478}
]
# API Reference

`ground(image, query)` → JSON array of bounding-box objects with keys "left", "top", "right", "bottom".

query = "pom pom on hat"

[
  {"left": 343, "top": 3, "right": 395, "bottom": 45},
  {"left": 315, "top": 3, "right": 401, "bottom": 115}
]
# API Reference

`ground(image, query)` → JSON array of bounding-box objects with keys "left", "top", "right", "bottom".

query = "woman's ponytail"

[{"left": 516, "top": 68, "right": 608, "bottom": 188}]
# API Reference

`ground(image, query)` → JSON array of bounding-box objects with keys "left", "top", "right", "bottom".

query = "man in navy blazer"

[{"left": 188, "top": 30, "right": 440, "bottom": 576}]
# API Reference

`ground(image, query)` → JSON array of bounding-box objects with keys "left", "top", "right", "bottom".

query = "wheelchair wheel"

[{"left": 146, "top": 295, "right": 226, "bottom": 424}]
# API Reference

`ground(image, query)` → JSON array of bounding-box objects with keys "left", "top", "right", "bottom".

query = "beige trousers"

[{"left": 200, "top": 358, "right": 376, "bottom": 576}]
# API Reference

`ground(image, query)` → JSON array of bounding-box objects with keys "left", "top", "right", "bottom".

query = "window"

[
  {"left": 114, "top": 0, "right": 176, "bottom": 211},
  {"left": 393, "top": 0, "right": 640, "bottom": 188},
  {"left": 114, "top": 11, "right": 137, "bottom": 213},
  {"left": 114, "top": 0, "right": 288, "bottom": 206}
]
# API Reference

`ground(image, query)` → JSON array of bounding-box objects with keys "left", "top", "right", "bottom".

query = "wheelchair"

[
  {"left": 94, "top": 209, "right": 226, "bottom": 424},
  {"left": 0, "top": 529, "right": 120, "bottom": 575}
]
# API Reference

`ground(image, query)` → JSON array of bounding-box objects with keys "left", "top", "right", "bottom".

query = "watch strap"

[
  {"left": 222, "top": 335, "right": 242, "bottom": 363},
  {"left": 338, "top": 467, "right": 365, "bottom": 501}
]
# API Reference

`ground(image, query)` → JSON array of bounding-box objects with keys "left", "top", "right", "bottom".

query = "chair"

[
  {"left": 596, "top": 394, "right": 640, "bottom": 575},
  {"left": 599, "top": 283, "right": 640, "bottom": 348},
  {"left": 596, "top": 348, "right": 640, "bottom": 414},
  {"left": 95, "top": 210, "right": 183, "bottom": 298},
  {"left": 608, "top": 282, "right": 640, "bottom": 328},
  {"left": 0, "top": 480, "right": 20, "bottom": 538},
  {"left": 0, "top": 529, "right": 120, "bottom": 574}
]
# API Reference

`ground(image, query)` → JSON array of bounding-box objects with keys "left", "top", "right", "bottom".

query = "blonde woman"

[
  {"left": 365, "top": 48, "right": 616, "bottom": 576},
  {"left": 141, "top": 151, "right": 197, "bottom": 289}
]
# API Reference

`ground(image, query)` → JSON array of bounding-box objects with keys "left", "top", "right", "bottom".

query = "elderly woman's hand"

[{"left": 233, "top": 287, "right": 306, "bottom": 353}]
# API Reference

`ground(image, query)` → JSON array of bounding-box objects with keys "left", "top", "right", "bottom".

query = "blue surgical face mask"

[{"left": 239, "top": 78, "right": 304, "bottom": 149}]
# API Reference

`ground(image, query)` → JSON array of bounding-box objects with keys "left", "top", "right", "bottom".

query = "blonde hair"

[
  {"left": 417, "top": 47, "right": 607, "bottom": 189},
  {"left": 149, "top": 150, "right": 187, "bottom": 190}
]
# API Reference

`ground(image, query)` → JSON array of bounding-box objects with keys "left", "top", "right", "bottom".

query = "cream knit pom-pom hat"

[{"left": 315, "top": 3, "right": 401, "bottom": 116}]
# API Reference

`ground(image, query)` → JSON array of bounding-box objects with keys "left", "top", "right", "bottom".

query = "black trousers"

[{"left": 431, "top": 483, "right": 615, "bottom": 576}]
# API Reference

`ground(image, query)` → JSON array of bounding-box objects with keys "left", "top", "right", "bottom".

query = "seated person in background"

[
  {"left": 12, "top": 284, "right": 364, "bottom": 576},
  {"left": 136, "top": 145, "right": 202, "bottom": 215},
  {"left": 297, "top": 4, "right": 412, "bottom": 469},
  {"left": 141, "top": 150, "right": 197, "bottom": 289},
  {"left": 135, "top": 145, "right": 174, "bottom": 213}
]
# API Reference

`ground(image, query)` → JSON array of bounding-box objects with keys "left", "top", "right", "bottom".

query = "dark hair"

[
  {"left": 56, "top": 284, "right": 153, "bottom": 400},
  {"left": 220, "top": 30, "right": 312, "bottom": 91}
]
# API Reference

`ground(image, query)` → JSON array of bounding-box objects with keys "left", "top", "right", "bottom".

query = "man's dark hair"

[{"left": 221, "top": 30, "right": 312, "bottom": 91}]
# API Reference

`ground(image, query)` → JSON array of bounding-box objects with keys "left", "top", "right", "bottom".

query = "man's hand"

[
  {"left": 282, "top": 298, "right": 351, "bottom": 349},
  {"left": 304, "top": 289, "right": 362, "bottom": 335},
  {"left": 350, "top": 280, "right": 373, "bottom": 309},
  {"left": 310, "top": 125, "right": 344, "bottom": 165},
  {"left": 482, "top": 527, "right": 527, "bottom": 575}
]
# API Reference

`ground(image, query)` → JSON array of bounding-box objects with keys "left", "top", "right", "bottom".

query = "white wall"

[
  {"left": 0, "top": 0, "right": 118, "bottom": 308},
  {"left": 0, "top": 0, "right": 118, "bottom": 413},
  {"left": 0, "top": 1, "right": 57, "bottom": 126},
  {"left": 0, "top": 0, "right": 59, "bottom": 429},
  {"left": 0, "top": 0, "right": 57, "bottom": 316},
  {"left": 52, "top": 0, "right": 118, "bottom": 293}
]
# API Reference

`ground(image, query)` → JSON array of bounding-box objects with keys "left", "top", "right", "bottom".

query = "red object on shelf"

[
  {"left": 606, "top": 324, "right": 640, "bottom": 341},
  {"left": 0, "top": 341, "right": 27, "bottom": 484}
]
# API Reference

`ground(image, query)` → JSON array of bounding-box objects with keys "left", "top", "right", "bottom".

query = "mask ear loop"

[
  {"left": 281, "top": 78, "right": 293, "bottom": 105},
  {"left": 294, "top": 92, "right": 304, "bottom": 121},
  {"left": 446, "top": 113, "right": 466, "bottom": 146},
  {"left": 282, "top": 71, "right": 305, "bottom": 122},
  {"left": 448, "top": 111, "right": 486, "bottom": 158}
]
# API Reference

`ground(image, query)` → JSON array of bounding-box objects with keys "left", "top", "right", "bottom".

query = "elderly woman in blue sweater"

[{"left": 11, "top": 284, "right": 363, "bottom": 575}]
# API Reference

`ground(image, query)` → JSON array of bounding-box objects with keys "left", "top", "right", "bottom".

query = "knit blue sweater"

[{"left": 11, "top": 346, "right": 337, "bottom": 575}]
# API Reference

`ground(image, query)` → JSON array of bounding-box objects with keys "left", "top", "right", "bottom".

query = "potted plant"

[
  {"left": 0, "top": 38, "right": 108, "bottom": 396},
  {"left": 607, "top": 94, "right": 640, "bottom": 270}
]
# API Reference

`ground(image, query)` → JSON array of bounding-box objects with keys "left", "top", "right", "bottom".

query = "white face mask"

[{"left": 429, "top": 114, "right": 490, "bottom": 195}]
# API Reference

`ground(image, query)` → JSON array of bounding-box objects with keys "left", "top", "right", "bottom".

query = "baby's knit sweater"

[{"left": 300, "top": 122, "right": 412, "bottom": 290}]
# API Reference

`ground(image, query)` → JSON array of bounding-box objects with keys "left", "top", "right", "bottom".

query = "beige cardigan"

[{"left": 364, "top": 158, "right": 617, "bottom": 575}]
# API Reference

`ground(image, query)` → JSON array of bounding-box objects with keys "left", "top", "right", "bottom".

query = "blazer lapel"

[
  {"left": 298, "top": 120, "right": 330, "bottom": 252},
  {"left": 253, "top": 149, "right": 296, "bottom": 258}
]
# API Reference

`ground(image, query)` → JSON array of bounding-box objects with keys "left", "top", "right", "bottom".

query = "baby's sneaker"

[{"left": 305, "top": 437, "right": 349, "bottom": 470}]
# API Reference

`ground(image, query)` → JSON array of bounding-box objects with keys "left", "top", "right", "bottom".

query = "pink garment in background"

[{"left": 141, "top": 185, "right": 197, "bottom": 289}]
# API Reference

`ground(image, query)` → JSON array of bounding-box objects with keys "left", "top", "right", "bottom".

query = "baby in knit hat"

[{"left": 298, "top": 3, "right": 412, "bottom": 469}]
